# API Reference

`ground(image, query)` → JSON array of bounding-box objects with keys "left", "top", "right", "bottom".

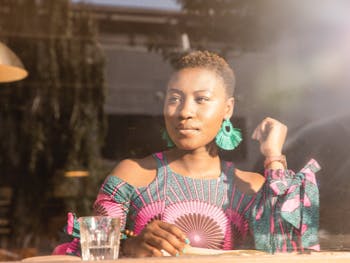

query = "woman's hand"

[
  {"left": 121, "top": 220, "right": 187, "bottom": 257},
  {"left": 252, "top": 117, "right": 288, "bottom": 157}
]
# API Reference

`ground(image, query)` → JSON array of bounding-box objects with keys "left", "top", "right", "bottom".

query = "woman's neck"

[{"left": 165, "top": 146, "right": 222, "bottom": 179}]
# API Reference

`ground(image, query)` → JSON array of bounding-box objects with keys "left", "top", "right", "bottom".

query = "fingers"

[
  {"left": 140, "top": 242, "right": 164, "bottom": 257},
  {"left": 158, "top": 220, "right": 187, "bottom": 242},
  {"left": 121, "top": 237, "right": 160, "bottom": 257},
  {"left": 252, "top": 117, "right": 288, "bottom": 157},
  {"left": 123, "top": 220, "right": 188, "bottom": 257},
  {"left": 252, "top": 117, "right": 271, "bottom": 141},
  {"left": 137, "top": 220, "right": 187, "bottom": 257},
  {"left": 148, "top": 221, "right": 186, "bottom": 256},
  {"left": 123, "top": 234, "right": 172, "bottom": 257},
  {"left": 252, "top": 117, "right": 286, "bottom": 140}
]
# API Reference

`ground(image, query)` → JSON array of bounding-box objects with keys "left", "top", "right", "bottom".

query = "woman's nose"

[{"left": 178, "top": 99, "right": 195, "bottom": 119}]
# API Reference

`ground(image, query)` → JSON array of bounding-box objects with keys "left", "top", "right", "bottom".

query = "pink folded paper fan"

[{"left": 163, "top": 201, "right": 230, "bottom": 249}]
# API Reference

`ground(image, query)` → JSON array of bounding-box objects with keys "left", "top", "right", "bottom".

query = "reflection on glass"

[{"left": 0, "top": 0, "right": 349, "bottom": 260}]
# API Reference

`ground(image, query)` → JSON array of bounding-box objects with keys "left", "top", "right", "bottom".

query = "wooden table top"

[{"left": 4, "top": 251, "right": 350, "bottom": 263}]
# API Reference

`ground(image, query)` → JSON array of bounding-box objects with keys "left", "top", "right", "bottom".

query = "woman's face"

[{"left": 164, "top": 67, "right": 234, "bottom": 151}]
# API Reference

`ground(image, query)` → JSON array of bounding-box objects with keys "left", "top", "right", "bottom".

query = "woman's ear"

[{"left": 224, "top": 97, "right": 235, "bottom": 119}]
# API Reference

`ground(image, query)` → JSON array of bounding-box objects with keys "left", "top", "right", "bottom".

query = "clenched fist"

[{"left": 252, "top": 117, "right": 288, "bottom": 158}]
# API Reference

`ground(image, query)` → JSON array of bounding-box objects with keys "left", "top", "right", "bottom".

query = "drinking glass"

[{"left": 79, "top": 216, "right": 121, "bottom": 260}]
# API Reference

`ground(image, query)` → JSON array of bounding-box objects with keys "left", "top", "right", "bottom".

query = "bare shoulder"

[
  {"left": 234, "top": 168, "right": 266, "bottom": 194},
  {"left": 111, "top": 155, "right": 157, "bottom": 187}
]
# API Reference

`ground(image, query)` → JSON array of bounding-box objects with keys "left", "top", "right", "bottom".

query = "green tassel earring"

[
  {"left": 215, "top": 119, "right": 242, "bottom": 150},
  {"left": 162, "top": 129, "right": 175, "bottom": 148}
]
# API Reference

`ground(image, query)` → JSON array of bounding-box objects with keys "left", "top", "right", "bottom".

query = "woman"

[{"left": 55, "top": 51, "right": 320, "bottom": 257}]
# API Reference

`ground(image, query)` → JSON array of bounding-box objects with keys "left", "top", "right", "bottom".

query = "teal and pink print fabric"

[{"left": 53, "top": 152, "right": 320, "bottom": 255}]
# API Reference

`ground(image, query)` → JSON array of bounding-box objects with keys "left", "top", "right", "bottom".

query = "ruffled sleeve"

[
  {"left": 53, "top": 175, "right": 136, "bottom": 256},
  {"left": 250, "top": 159, "right": 321, "bottom": 253},
  {"left": 52, "top": 212, "right": 81, "bottom": 256},
  {"left": 93, "top": 175, "right": 136, "bottom": 231}
]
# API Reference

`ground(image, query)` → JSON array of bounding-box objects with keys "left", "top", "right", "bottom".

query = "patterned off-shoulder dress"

[{"left": 53, "top": 152, "right": 321, "bottom": 255}]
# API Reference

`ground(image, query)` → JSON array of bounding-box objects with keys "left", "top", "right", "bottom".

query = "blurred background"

[{"left": 0, "top": 0, "right": 349, "bottom": 260}]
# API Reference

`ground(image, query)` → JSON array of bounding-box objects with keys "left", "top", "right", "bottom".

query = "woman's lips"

[{"left": 176, "top": 125, "right": 199, "bottom": 136}]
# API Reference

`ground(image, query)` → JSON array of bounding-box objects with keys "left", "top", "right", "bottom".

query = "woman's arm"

[
  {"left": 250, "top": 118, "right": 321, "bottom": 253},
  {"left": 52, "top": 159, "right": 143, "bottom": 256},
  {"left": 95, "top": 158, "right": 188, "bottom": 258},
  {"left": 52, "top": 162, "right": 137, "bottom": 256},
  {"left": 251, "top": 160, "right": 321, "bottom": 253}
]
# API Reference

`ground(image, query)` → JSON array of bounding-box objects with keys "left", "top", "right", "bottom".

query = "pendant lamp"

[{"left": 0, "top": 41, "right": 28, "bottom": 83}]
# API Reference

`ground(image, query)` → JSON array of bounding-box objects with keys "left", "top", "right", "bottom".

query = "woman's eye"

[
  {"left": 168, "top": 96, "right": 180, "bottom": 103},
  {"left": 196, "top": 96, "right": 209, "bottom": 103}
]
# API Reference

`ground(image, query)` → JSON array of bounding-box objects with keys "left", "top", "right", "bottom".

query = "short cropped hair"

[{"left": 173, "top": 51, "right": 236, "bottom": 97}]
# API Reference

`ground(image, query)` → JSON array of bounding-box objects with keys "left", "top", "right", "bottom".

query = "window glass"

[{"left": 0, "top": 0, "right": 349, "bottom": 260}]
